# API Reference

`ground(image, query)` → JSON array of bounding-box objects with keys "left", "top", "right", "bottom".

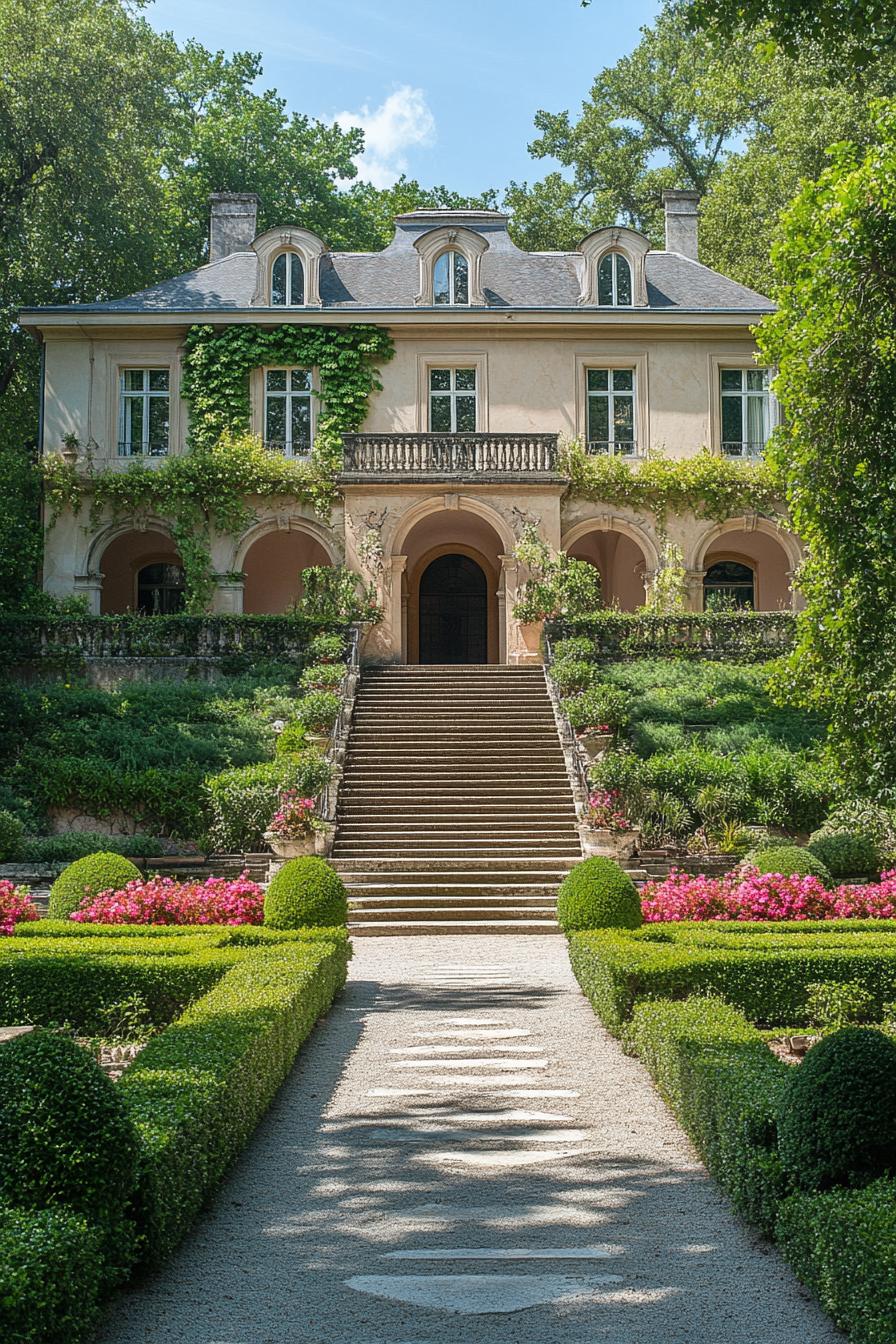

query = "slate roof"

[{"left": 23, "top": 211, "right": 773, "bottom": 315}]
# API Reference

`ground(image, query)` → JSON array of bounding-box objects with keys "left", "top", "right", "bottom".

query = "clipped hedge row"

[
  {"left": 0, "top": 1206, "right": 103, "bottom": 1344},
  {"left": 568, "top": 923, "right": 896, "bottom": 1033},
  {"left": 549, "top": 611, "right": 797, "bottom": 661},
  {"left": 120, "top": 932, "right": 349, "bottom": 1264}
]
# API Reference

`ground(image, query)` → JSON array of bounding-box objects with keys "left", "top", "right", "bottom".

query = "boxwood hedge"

[{"left": 0, "top": 1206, "right": 103, "bottom": 1344}]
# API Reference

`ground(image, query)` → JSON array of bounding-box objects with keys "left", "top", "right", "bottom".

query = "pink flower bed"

[
  {"left": 585, "top": 789, "right": 633, "bottom": 832},
  {"left": 71, "top": 873, "right": 264, "bottom": 925},
  {"left": 0, "top": 879, "right": 39, "bottom": 935},
  {"left": 641, "top": 866, "right": 896, "bottom": 922}
]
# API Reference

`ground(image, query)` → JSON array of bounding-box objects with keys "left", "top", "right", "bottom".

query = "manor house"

[{"left": 22, "top": 191, "right": 800, "bottom": 664}]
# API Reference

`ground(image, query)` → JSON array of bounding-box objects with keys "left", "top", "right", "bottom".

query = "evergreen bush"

[
  {"left": 0, "top": 809, "right": 24, "bottom": 861},
  {"left": 778, "top": 1027, "right": 896, "bottom": 1191},
  {"left": 48, "top": 852, "right": 140, "bottom": 920},
  {"left": 264, "top": 857, "right": 348, "bottom": 929},
  {"left": 556, "top": 857, "right": 642, "bottom": 932},
  {"left": 748, "top": 844, "right": 832, "bottom": 885},
  {"left": 807, "top": 829, "right": 881, "bottom": 880}
]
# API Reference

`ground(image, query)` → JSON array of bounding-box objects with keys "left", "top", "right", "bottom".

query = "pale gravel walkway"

[{"left": 98, "top": 937, "right": 842, "bottom": 1344}]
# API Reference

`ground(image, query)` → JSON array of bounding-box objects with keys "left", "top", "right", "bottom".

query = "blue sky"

[{"left": 144, "top": 0, "right": 662, "bottom": 195}]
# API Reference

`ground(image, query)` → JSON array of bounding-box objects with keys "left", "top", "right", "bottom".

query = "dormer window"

[
  {"left": 271, "top": 251, "right": 304, "bottom": 306},
  {"left": 597, "top": 252, "right": 633, "bottom": 307},
  {"left": 433, "top": 250, "right": 469, "bottom": 306}
]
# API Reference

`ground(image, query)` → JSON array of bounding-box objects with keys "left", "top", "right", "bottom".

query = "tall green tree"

[
  {"left": 759, "top": 104, "right": 896, "bottom": 797},
  {"left": 682, "top": 0, "right": 895, "bottom": 65}
]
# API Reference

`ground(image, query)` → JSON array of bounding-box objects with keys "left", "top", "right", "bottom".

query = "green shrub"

[
  {"left": 748, "top": 844, "right": 832, "bottom": 885},
  {"left": 817, "top": 800, "right": 896, "bottom": 864},
  {"left": 0, "top": 809, "right": 23, "bottom": 861},
  {"left": 0, "top": 1031, "right": 138, "bottom": 1268},
  {"left": 806, "top": 980, "right": 876, "bottom": 1032},
  {"left": 274, "top": 722, "right": 306, "bottom": 757},
  {"left": 777, "top": 1179, "right": 896, "bottom": 1344},
  {"left": 296, "top": 690, "right": 340, "bottom": 734},
  {"left": 0, "top": 1206, "right": 103, "bottom": 1344},
  {"left": 203, "top": 753, "right": 330, "bottom": 852},
  {"left": 562, "top": 683, "right": 630, "bottom": 732},
  {"left": 48, "top": 852, "right": 140, "bottom": 920},
  {"left": 778, "top": 1028, "right": 896, "bottom": 1191},
  {"left": 121, "top": 935, "right": 348, "bottom": 1263},
  {"left": 19, "top": 832, "right": 164, "bottom": 863},
  {"left": 556, "top": 857, "right": 642, "bottom": 933},
  {"left": 264, "top": 857, "right": 348, "bottom": 929},
  {"left": 299, "top": 662, "right": 344, "bottom": 692},
  {"left": 306, "top": 632, "right": 346, "bottom": 663},
  {"left": 550, "top": 657, "right": 598, "bottom": 696},
  {"left": 552, "top": 636, "right": 595, "bottom": 663},
  {"left": 807, "top": 829, "right": 881, "bottom": 880}
]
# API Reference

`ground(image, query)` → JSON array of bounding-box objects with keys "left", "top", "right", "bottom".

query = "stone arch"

[
  {"left": 236, "top": 517, "right": 337, "bottom": 615},
  {"left": 232, "top": 515, "right": 339, "bottom": 572},
  {"left": 562, "top": 515, "right": 660, "bottom": 612},
  {"left": 690, "top": 516, "right": 803, "bottom": 611},
  {"left": 388, "top": 494, "right": 516, "bottom": 560},
  {"left": 89, "top": 522, "right": 183, "bottom": 615}
]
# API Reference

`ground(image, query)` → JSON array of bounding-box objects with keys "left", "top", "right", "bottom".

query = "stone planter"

[
  {"left": 314, "top": 822, "right": 336, "bottom": 857},
  {"left": 577, "top": 730, "right": 614, "bottom": 763},
  {"left": 510, "top": 620, "right": 543, "bottom": 665},
  {"left": 263, "top": 832, "right": 316, "bottom": 859},
  {"left": 578, "top": 824, "right": 640, "bottom": 862}
]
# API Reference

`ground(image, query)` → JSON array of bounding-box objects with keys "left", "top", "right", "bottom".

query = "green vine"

[
  {"left": 560, "top": 441, "right": 782, "bottom": 523},
  {"left": 41, "top": 323, "right": 394, "bottom": 612}
]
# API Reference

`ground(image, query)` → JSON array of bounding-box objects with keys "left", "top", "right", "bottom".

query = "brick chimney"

[
  {"left": 662, "top": 190, "right": 700, "bottom": 261},
  {"left": 208, "top": 192, "right": 259, "bottom": 262}
]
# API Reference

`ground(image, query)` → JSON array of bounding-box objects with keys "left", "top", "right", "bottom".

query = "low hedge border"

[
  {"left": 120, "top": 933, "right": 349, "bottom": 1264},
  {"left": 568, "top": 923, "right": 896, "bottom": 1033},
  {"left": 0, "top": 1205, "right": 103, "bottom": 1344}
]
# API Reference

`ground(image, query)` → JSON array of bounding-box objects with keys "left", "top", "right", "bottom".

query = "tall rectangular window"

[
  {"left": 265, "top": 368, "right": 312, "bottom": 457},
  {"left": 586, "top": 368, "right": 636, "bottom": 455},
  {"left": 119, "top": 369, "right": 169, "bottom": 456},
  {"left": 429, "top": 367, "right": 477, "bottom": 432},
  {"left": 720, "top": 368, "right": 773, "bottom": 457}
]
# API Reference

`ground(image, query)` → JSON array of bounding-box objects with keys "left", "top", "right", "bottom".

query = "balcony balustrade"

[{"left": 339, "top": 431, "right": 560, "bottom": 481}]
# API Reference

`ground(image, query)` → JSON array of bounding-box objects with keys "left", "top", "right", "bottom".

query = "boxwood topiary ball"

[
  {"left": 48, "top": 849, "right": 140, "bottom": 924},
  {"left": 556, "top": 856, "right": 642, "bottom": 932},
  {"left": 48, "top": 852, "right": 141, "bottom": 920},
  {"left": 0, "top": 1030, "right": 139, "bottom": 1239},
  {"left": 778, "top": 1027, "right": 896, "bottom": 1191},
  {"left": 264, "top": 856, "right": 348, "bottom": 928},
  {"left": 747, "top": 844, "right": 832, "bottom": 887}
]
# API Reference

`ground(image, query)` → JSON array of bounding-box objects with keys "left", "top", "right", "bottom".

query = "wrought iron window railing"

[
  {"left": 586, "top": 439, "right": 640, "bottom": 458},
  {"left": 263, "top": 437, "right": 312, "bottom": 458},
  {"left": 117, "top": 440, "right": 169, "bottom": 457},
  {"left": 721, "top": 440, "right": 766, "bottom": 459}
]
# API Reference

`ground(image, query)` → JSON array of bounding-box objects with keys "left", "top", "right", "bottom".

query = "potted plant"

[
  {"left": 578, "top": 789, "right": 640, "bottom": 861},
  {"left": 512, "top": 525, "right": 603, "bottom": 655},
  {"left": 264, "top": 791, "right": 321, "bottom": 859},
  {"left": 562, "top": 684, "right": 630, "bottom": 762},
  {"left": 297, "top": 690, "right": 341, "bottom": 749}
]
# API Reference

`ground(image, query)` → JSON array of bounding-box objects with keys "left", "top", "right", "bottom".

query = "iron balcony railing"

[
  {"left": 117, "top": 440, "right": 169, "bottom": 457},
  {"left": 586, "top": 439, "right": 640, "bottom": 458},
  {"left": 721, "top": 440, "right": 766, "bottom": 459},
  {"left": 263, "top": 437, "right": 312, "bottom": 459},
  {"left": 340, "top": 431, "right": 560, "bottom": 478}
]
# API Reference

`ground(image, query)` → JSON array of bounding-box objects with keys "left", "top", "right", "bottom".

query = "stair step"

[{"left": 350, "top": 920, "right": 561, "bottom": 936}]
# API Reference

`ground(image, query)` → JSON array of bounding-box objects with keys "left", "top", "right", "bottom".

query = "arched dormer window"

[
  {"left": 271, "top": 251, "right": 304, "bottom": 306},
  {"left": 414, "top": 226, "right": 488, "bottom": 306},
  {"left": 597, "top": 252, "right": 632, "bottom": 307},
  {"left": 251, "top": 227, "right": 326, "bottom": 308},
  {"left": 433, "top": 250, "right": 469, "bottom": 305},
  {"left": 577, "top": 228, "right": 650, "bottom": 307}
]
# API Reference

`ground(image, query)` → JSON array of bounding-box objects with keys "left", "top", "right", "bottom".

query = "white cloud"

[{"left": 335, "top": 86, "right": 436, "bottom": 189}]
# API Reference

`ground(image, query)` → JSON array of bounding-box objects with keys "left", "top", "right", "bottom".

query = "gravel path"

[{"left": 98, "top": 936, "right": 842, "bottom": 1343}]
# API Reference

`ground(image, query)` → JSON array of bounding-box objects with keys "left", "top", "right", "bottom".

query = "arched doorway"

[
  {"left": 137, "top": 562, "right": 185, "bottom": 614},
  {"left": 98, "top": 529, "right": 183, "bottom": 614},
  {"left": 418, "top": 553, "right": 488, "bottom": 663}
]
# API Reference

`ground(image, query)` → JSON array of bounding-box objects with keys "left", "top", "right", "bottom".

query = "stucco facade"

[{"left": 22, "top": 195, "right": 802, "bottom": 664}]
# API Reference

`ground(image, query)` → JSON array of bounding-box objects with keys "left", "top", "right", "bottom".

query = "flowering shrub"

[
  {"left": 0, "top": 880, "right": 39, "bottom": 935},
  {"left": 71, "top": 873, "right": 264, "bottom": 925},
  {"left": 268, "top": 791, "right": 317, "bottom": 840},
  {"left": 585, "top": 789, "right": 633, "bottom": 833},
  {"left": 641, "top": 866, "right": 896, "bottom": 923}
]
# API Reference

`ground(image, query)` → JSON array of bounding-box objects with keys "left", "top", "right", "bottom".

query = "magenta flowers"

[
  {"left": 0, "top": 880, "right": 39, "bottom": 935},
  {"left": 70, "top": 872, "right": 264, "bottom": 925},
  {"left": 585, "top": 789, "right": 633, "bottom": 833},
  {"left": 268, "top": 791, "right": 318, "bottom": 840},
  {"left": 641, "top": 866, "right": 896, "bottom": 922}
]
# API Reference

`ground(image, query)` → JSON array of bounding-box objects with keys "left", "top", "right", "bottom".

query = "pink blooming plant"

[
  {"left": 585, "top": 789, "right": 633, "bottom": 833},
  {"left": 0, "top": 880, "right": 40, "bottom": 935},
  {"left": 641, "top": 865, "right": 896, "bottom": 923},
  {"left": 268, "top": 791, "right": 318, "bottom": 840},
  {"left": 71, "top": 872, "right": 264, "bottom": 925}
]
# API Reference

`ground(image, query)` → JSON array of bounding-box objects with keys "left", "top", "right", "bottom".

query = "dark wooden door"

[{"left": 418, "top": 554, "right": 488, "bottom": 664}]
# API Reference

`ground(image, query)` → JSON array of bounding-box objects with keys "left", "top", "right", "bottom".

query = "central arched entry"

[{"left": 418, "top": 553, "right": 488, "bottom": 663}]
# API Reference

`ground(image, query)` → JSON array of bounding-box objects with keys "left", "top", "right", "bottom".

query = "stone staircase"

[{"left": 331, "top": 665, "right": 583, "bottom": 934}]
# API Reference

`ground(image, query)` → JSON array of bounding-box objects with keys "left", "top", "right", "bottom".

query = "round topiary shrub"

[
  {"left": 747, "top": 844, "right": 832, "bottom": 886},
  {"left": 264, "top": 856, "right": 348, "bottom": 928},
  {"left": 48, "top": 852, "right": 140, "bottom": 920},
  {"left": 807, "top": 829, "right": 881, "bottom": 880},
  {"left": 778, "top": 1027, "right": 896, "bottom": 1191},
  {"left": 0, "top": 1030, "right": 139, "bottom": 1239},
  {"left": 556, "top": 856, "right": 642, "bottom": 932},
  {"left": 0, "top": 809, "right": 23, "bottom": 862}
]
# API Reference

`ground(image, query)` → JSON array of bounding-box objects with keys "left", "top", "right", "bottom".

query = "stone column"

[
  {"left": 73, "top": 572, "right": 103, "bottom": 614},
  {"left": 211, "top": 574, "right": 245, "bottom": 614},
  {"left": 684, "top": 568, "right": 705, "bottom": 613},
  {"left": 387, "top": 554, "right": 408, "bottom": 663}
]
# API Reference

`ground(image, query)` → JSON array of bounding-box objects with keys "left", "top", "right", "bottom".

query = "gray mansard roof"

[{"left": 23, "top": 210, "right": 773, "bottom": 316}]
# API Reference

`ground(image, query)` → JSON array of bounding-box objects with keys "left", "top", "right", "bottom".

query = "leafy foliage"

[
  {"left": 750, "top": 844, "right": 833, "bottom": 885},
  {"left": 556, "top": 857, "right": 642, "bottom": 932},
  {"left": 264, "top": 857, "right": 348, "bottom": 929},
  {"left": 48, "top": 853, "right": 140, "bottom": 920},
  {"left": 203, "top": 754, "right": 331, "bottom": 853},
  {"left": 0, "top": 1206, "right": 104, "bottom": 1344}
]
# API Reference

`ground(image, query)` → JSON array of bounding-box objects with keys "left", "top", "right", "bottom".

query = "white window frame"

[
  {"left": 416, "top": 354, "right": 488, "bottom": 432},
  {"left": 428, "top": 365, "right": 477, "bottom": 433},
  {"left": 117, "top": 367, "right": 170, "bottom": 457},
  {"left": 271, "top": 251, "right": 304, "bottom": 307},
  {"left": 718, "top": 365, "right": 776, "bottom": 458},
  {"left": 263, "top": 366, "right": 315, "bottom": 457},
  {"left": 574, "top": 352, "right": 648, "bottom": 455},
  {"left": 585, "top": 366, "right": 638, "bottom": 457},
  {"left": 432, "top": 250, "right": 470, "bottom": 306},
  {"left": 596, "top": 252, "right": 633, "bottom": 307}
]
